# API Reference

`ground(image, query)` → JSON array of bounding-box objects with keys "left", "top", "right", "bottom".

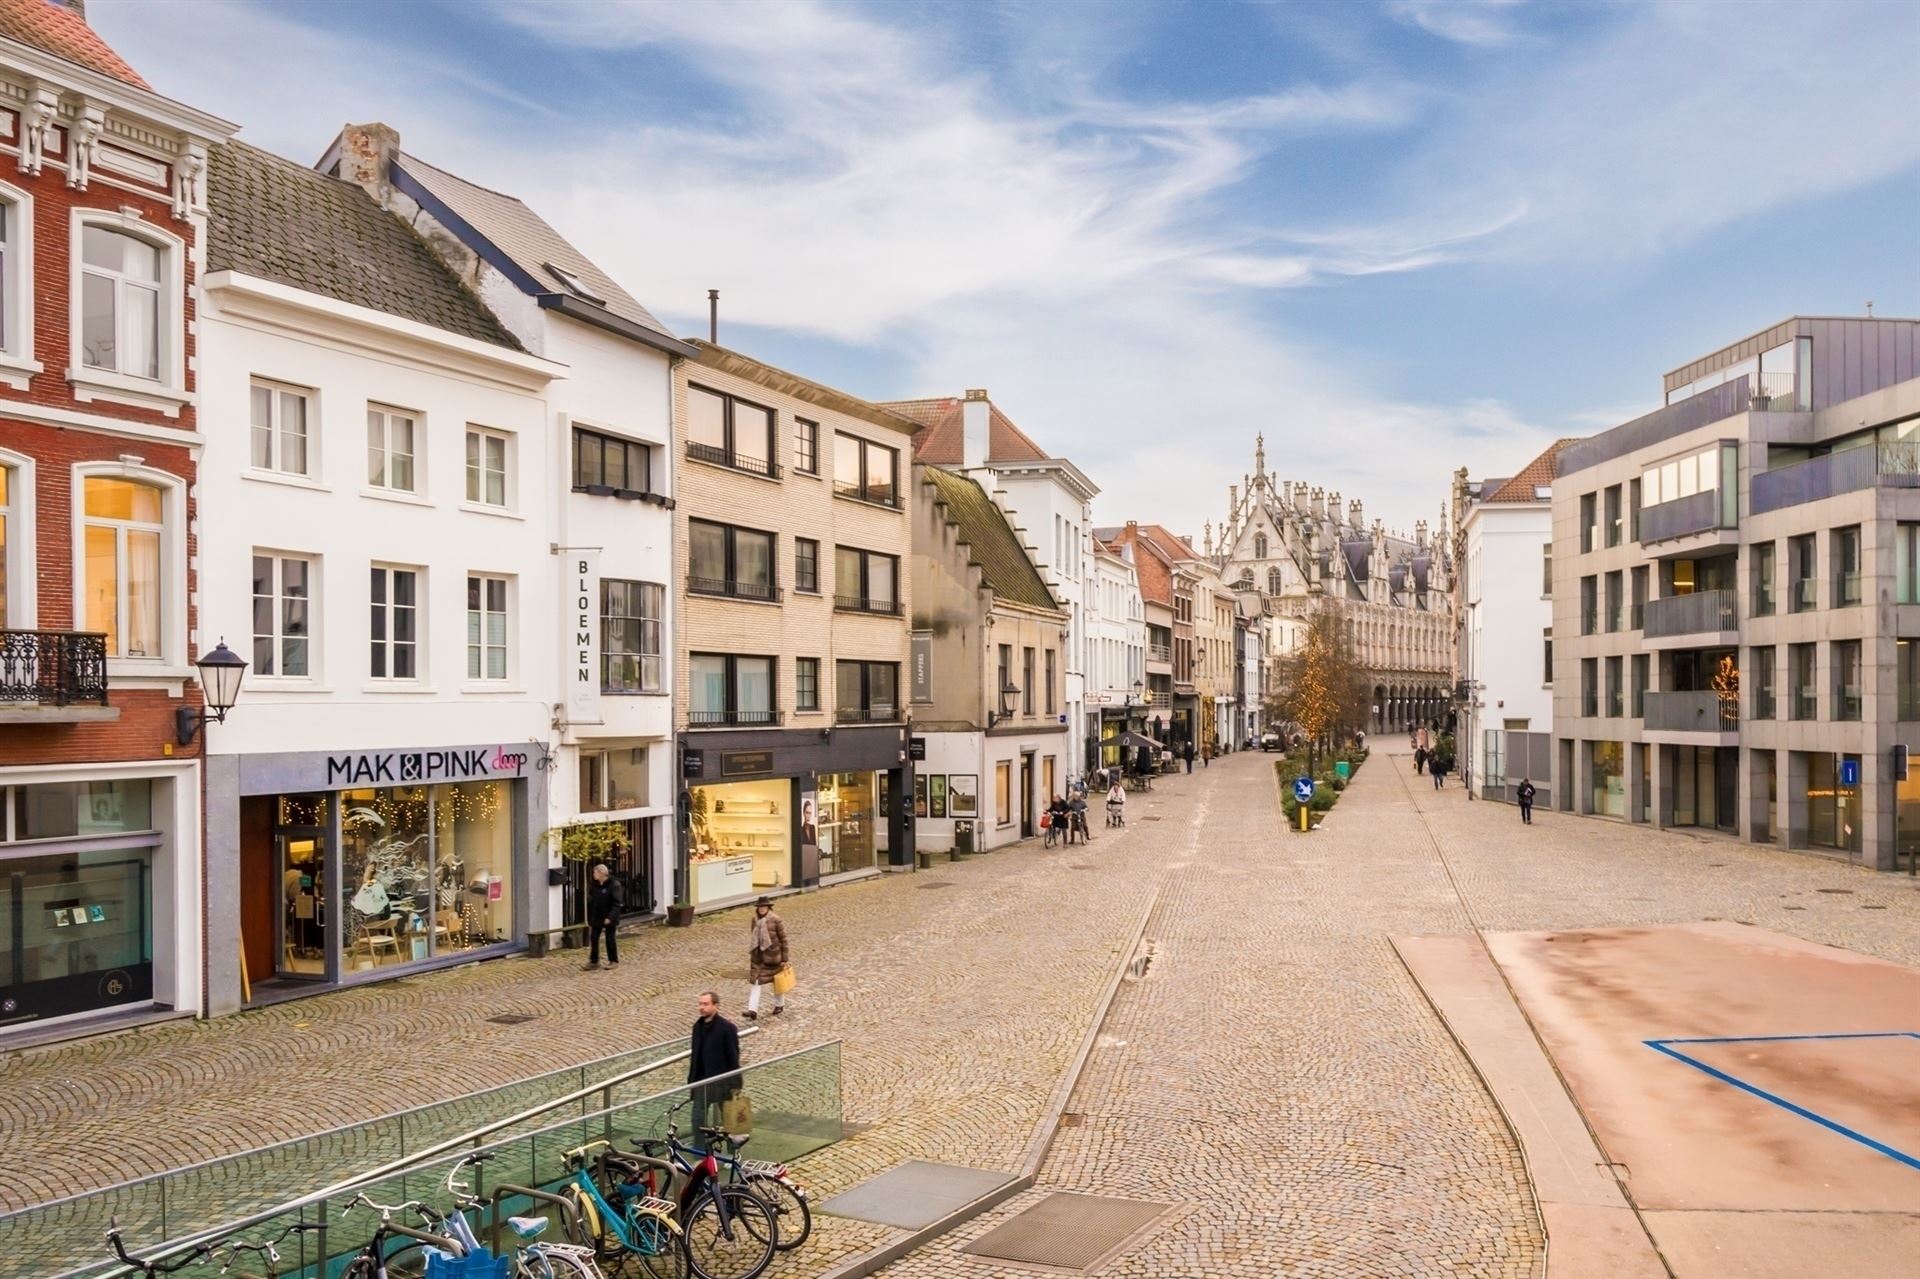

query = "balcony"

[
  {"left": 834, "top": 594, "right": 902, "bottom": 616},
  {"left": 688, "top": 577, "right": 782, "bottom": 603},
  {"left": 1638, "top": 489, "right": 1728, "bottom": 546},
  {"left": 1643, "top": 589, "right": 1737, "bottom": 641},
  {"left": 0, "top": 630, "right": 115, "bottom": 722},
  {"left": 831, "top": 481, "right": 902, "bottom": 509},
  {"left": 687, "top": 709, "right": 783, "bottom": 728},
  {"left": 1148, "top": 644, "right": 1172, "bottom": 663},
  {"left": 1750, "top": 441, "right": 1920, "bottom": 515},
  {"left": 1644, "top": 690, "right": 1739, "bottom": 736},
  {"left": 836, "top": 706, "right": 901, "bottom": 724},
  {"left": 686, "top": 440, "right": 782, "bottom": 480}
]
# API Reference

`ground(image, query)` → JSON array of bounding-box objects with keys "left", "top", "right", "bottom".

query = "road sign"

[
  {"left": 1293, "top": 777, "right": 1315, "bottom": 803},
  {"left": 1841, "top": 757, "right": 1861, "bottom": 787}
]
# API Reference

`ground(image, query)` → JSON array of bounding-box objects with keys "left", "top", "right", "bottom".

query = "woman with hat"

[{"left": 745, "top": 895, "right": 790, "bottom": 1020}]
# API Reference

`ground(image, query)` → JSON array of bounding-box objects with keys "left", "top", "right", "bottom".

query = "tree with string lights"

[{"left": 1265, "top": 607, "right": 1368, "bottom": 777}]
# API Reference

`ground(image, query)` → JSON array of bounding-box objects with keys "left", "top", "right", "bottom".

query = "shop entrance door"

[
  {"left": 1019, "top": 754, "right": 1035, "bottom": 838},
  {"left": 277, "top": 830, "right": 328, "bottom": 979}
]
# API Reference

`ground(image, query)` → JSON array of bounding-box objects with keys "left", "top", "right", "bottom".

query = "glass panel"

[
  {"left": 868, "top": 555, "right": 895, "bottom": 608},
  {"left": 279, "top": 391, "right": 307, "bottom": 474},
  {"left": 836, "top": 546, "right": 861, "bottom": 598},
  {"left": 869, "top": 663, "right": 897, "bottom": 715},
  {"left": 124, "top": 527, "right": 160, "bottom": 657},
  {"left": 835, "top": 434, "right": 861, "bottom": 492},
  {"left": 689, "top": 522, "right": 727, "bottom": 581},
  {"left": 865, "top": 441, "right": 896, "bottom": 503},
  {"left": 367, "top": 409, "right": 386, "bottom": 485},
  {"left": 84, "top": 477, "right": 162, "bottom": 523},
  {"left": 127, "top": 283, "right": 159, "bottom": 379},
  {"left": 339, "top": 786, "right": 432, "bottom": 970},
  {"left": 735, "top": 530, "right": 773, "bottom": 588},
  {"left": 80, "top": 224, "right": 122, "bottom": 270},
  {"left": 251, "top": 384, "right": 274, "bottom": 468},
  {"left": 252, "top": 554, "right": 274, "bottom": 675},
  {"left": 691, "top": 654, "right": 728, "bottom": 715},
  {"left": 282, "top": 558, "right": 309, "bottom": 677},
  {"left": 12, "top": 779, "right": 154, "bottom": 839},
  {"left": 80, "top": 272, "right": 116, "bottom": 370},
  {"left": 485, "top": 435, "right": 506, "bottom": 505},
  {"left": 121, "top": 236, "right": 161, "bottom": 282},
  {"left": 736, "top": 657, "right": 773, "bottom": 715},
  {"left": 465, "top": 431, "right": 480, "bottom": 501},
  {"left": 836, "top": 660, "right": 862, "bottom": 714},
  {"left": 436, "top": 781, "right": 512, "bottom": 948},
  {"left": 688, "top": 387, "right": 727, "bottom": 449},
  {"left": 732, "top": 402, "right": 771, "bottom": 461}
]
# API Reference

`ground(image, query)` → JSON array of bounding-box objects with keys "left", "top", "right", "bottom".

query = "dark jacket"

[
  {"left": 1183, "top": 741, "right": 1196, "bottom": 762},
  {"left": 587, "top": 876, "right": 624, "bottom": 925},
  {"left": 689, "top": 1013, "right": 741, "bottom": 1084},
  {"left": 1518, "top": 781, "right": 1537, "bottom": 804}
]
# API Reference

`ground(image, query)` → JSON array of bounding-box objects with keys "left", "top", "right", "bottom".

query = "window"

[
  {"left": 249, "top": 380, "right": 311, "bottom": 476},
  {"left": 1254, "top": 532, "right": 1268, "bottom": 559},
  {"left": 835, "top": 659, "right": 899, "bottom": 721},
  {"left": 573, "top": 428, "right": 651, "bottom": 495},
  {"left": 0, "top": 460, "right": 14, "bottom": 623},
  {"left": 580, "top": 747, "right": 648, "bottom": 812},
  {"left": 795, "top": 539, "right": 819, "bottom": 594},
  {"left": 1022, "top": 646, "right": 1036, "bottom": 715},
  {"left": 688, "top": 520, "right": 777, "bottom": 601},
  {"left": 1751, "top": 541, "right": 1776, "bottom": 616},
  {"left": 1898, "top": 524, "right": 1920, "bottom": 604},
  {"left": 1267, "top": 568, "right": 1282, "bottom": 595},
  {"left": 367, "top": 406, "right": 417, "bottom": 492},
  {"left": 79, "top": 224, "right": 161, "bottom": 380},
  {"left": 1045, "top": 649, "right": 1057, "bottom": 716},
  {"left": 833, "top": 433, "right": 900, "bottom": 506},
  {"left": 834, "top": 546, "right": 898, "bottom": 613},
  {"left": 0, "top": 199, "right": 23, "bottom": 360},
  {"left": 1789, "top": 643, "right": 1816, "bottom": 720},
  {"left": 996, "top": 760, "right": 1012, "bottom": 827},
  {"left": 1789, "top": 534, "right": 1816, "bottom": 612},
  {"left": 1899, "top": 640, "right": 1920, "bottom": 721},
  {"left": 1833, "top": 639, "right": 1862, "bottom": 720},
  {"left": 1753, "top": 646, "right": 1776, "bottom": 719},
  {"left": 1604, "top": 485, "right": 1622, "bottom": 547},
  {"left": 370, "top": 565, "right": 420, "bottom": 680},
  {"left": 1580, "top": 657, "right": 1597, "bottom": 717},
  {"left": 1631, "top": 653, "right": 1649, "bottom": 717},
  {"left": 1628, "top": 478, "right": 1642, "bottom": 542},
  {"left": 687, "top": 385, "right": 777, "bottom": 477},
  {"left": 82, "top": 476, "right": 163, "bottom": 658},
  {"left": 466, "top": 574, "right": 509, "bottom": 680},
  {"left": 1605, "top": 571, "right": 1623, "bottom": 633},
  {"left": 689, "top": 653, "right": 776, "bottom": 725},
  {"left": 1631, "top": 566, "right": 1648, "bottom": 630},
  {"left": 1541, "top": 542, "right": 1552, "bottom": 596},
  {"left": 1542, "top": 631, "right": 1552, "bottom": 685},
  {"left": 251, "top": 553, "right": 312, "bottom": 677},
  {"left": 465, "top": 428, "right": 509, "bottom": 507},
  {"left": 1579, "top": 493, "right": 1596, "bottom": 553},
  {"left": 795, "top": 419, "right": 819, "bottom": 475},
  {"left": 1605, "top": 656, "right": 1623, "bottom": 717},
  {"left": 601, "top": 579, "right": 663, "bottom": 693},
  {"left": 1580, "top": 575, "right": 1597, "bottom": 635},
  {"left": 796, "top": 657, "right": 820, "bottom": 711},
  {"left": 1832, "top": 525, "right": 1862, "bottom": 607},
  {"left": 997, "top": 644, "right": 1013, "bottom": 714}
]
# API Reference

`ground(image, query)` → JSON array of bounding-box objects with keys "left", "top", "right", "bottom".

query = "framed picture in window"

[
  {"left": 913, "top": 774, "right": 928, "bottom": 819},
  {"left": 947, "top": 774, "right": 978, "bottom": 817},
  {"left": 928, "top": 775, "right": 948, "bottom": 819}
]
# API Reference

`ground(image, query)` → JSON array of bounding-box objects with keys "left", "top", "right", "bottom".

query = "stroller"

[{"left": 1106, "top": 797, "right": 1125, "bottom": 828}]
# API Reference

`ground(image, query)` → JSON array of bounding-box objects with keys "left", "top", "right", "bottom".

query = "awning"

[{"left": 1115, "top": 732, "right": 1163, "bottom": 753}]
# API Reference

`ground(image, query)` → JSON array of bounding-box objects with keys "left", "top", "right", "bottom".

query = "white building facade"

[{"left": 1087, "top": 541, "right": 1147, "bottom": 735}]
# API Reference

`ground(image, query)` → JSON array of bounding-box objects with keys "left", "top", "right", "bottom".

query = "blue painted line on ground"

[{"left": 1643, "top": 1034, "right": 1920, "bottom": 1174}]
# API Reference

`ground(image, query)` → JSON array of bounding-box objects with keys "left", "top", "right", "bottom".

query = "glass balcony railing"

[
  {"left": 1751, "top": 441, "right": 1920, "bottom": 514},
  {"left": 1644, "top": 690, "right": 1739, "bottom": 733}
]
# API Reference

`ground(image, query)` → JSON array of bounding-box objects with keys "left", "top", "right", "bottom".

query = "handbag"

[
  {"left": 771, "top": 964, "right": 796, "bottom": 996},
  {"left": 1039, "top": 813, "right": 1051, "bottom": 829},
  {"left": 721, "top": 1089, "right": 754, "bottom": 1133}
]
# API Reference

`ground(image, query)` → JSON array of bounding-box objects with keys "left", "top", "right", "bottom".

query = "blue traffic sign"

[
  {"left": 1841, "top": 758, "right": 1861, "bottom": 787},
  {"left": 1293, "top": 776, "right": 1316, "bottom": 803}
]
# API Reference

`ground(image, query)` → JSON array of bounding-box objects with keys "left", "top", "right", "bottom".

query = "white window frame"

[
  {"left": 71, "top": 462, "right": 188, "bottom": 678},
  {"left": 464, "top": 426, "right": 512, "bottom": 511},
  {"left": 251, "top": 550, "right": 318, "bottom": 682},
  {"left": 366, "top": 403, "right": 422, "bottom": 497},
  {"left": 369, "top": 562, "right": 424, "bottom": 684},
  {"left": 68, "top": 209, "right": 188, "bottom": 414},
  {"left": 0, "top": 447, "right": 36, "bottom": 627},
  {"left": 249, "top": 377, "right": 316, "bottom": 479},
  {"left": 466, "top": 572, "right": 512, "bottom": 684},
  {"left": 0, "top": 182, "right": 41, "bottom": 389}
]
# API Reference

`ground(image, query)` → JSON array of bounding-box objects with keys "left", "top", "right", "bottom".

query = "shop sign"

[
  {"left": 721, "top": 750, "right": 775, "bottom": 776},
  {"left": 909, "top": 736, "right": 927, "bottom": 761},
  {"left": 564, "top": 550, "right": 603, "bottom": 725},
  {"left": 910, "top": 630, "right": 934, "bottom": 703},
  {"left": 321, "top": 745, "right": 534, "bottom": 787},
  {"left": 681, "top": 749, "right": 705, "bottom": 779}
]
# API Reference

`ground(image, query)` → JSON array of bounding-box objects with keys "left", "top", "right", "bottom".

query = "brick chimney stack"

[
  {"left": 337, "top": 122, "right": 401, "bottom": 207},
  {"left": 52, "top": 0, "right": 87, "bottom": 20}
]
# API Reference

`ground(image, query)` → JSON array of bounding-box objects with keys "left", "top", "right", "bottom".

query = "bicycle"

[
  {"left": 435, "top": 1151, "right": 605, "bottom": 1279},
  {"left": 104, "top": 1221, "right": 211, "bottom": 1278},
  {"left": 214, "top": 1222, "right": 322, "bottom": 1278},
  {"left": 629, "top": 1099, "right": 808, "bottom": 1254},
  {"left": 557, "top": 1140, "right": 689, "bottom": 1279},
  {"left": 338, "top": 1192, "right": 469, "bottom": 1279},
  {"left": 613, "top": 1098, "right": 776, "bottom": 1279}
]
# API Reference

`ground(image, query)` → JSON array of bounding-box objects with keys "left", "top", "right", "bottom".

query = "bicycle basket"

[{"left": 425, "top": 1252, "right": 510, "bottom": 1279}]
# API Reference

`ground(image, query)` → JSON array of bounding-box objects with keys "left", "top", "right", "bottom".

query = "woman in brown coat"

[{"left": 745, "top": 895, "right": 789, "bottom": 1019}]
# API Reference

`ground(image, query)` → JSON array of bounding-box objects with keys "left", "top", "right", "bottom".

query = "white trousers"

[{"left": 748, "top": 981, "right": 785, "bottom": 1012}]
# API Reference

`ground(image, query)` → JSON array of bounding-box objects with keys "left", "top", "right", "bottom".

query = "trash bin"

[{"left": 953, "top": 820, "right": 975, "bottom": 857}]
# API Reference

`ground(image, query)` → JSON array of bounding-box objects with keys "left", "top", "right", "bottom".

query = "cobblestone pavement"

[{"left": 878, "top": 747, "right": 1920, "bottom": 1278}]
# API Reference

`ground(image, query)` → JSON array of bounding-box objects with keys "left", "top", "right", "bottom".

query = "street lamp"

[{"left": 176, "top": 640, "right": 248, "bottom": 745}]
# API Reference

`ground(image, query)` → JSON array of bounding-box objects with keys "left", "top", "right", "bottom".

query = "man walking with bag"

[
  {"left": 582, "top": 862, "right": 623, "bottom": 971},
  {"left": 1517, "top": 777, "right": 1537, "bottom": 824},
  {"left": 689, "top": 990, "right": 741, "bottom": 1129},
  {"left": 745, "top": 896, "right": 790, "bottom": 1020}
]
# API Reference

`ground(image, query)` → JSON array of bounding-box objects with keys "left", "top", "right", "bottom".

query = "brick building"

[{"left": 0, "top": 0, "right": 234, "bottom": 1040}]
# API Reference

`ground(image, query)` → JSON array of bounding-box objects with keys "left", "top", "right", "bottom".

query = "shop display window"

[
  {"left": 819, "top": 772, "right": 877, "bottom": 877},
  {"left": 690, "top": 779, "right": 791, "bottom": 905},
  {"left": 337, "top": 781, "right": 514, "bottom": 972},
  {"left": 9, "top": 779, "right": 153, "bottom": 841},
  {"left": 1, "top": 848, "right": 153, "bottom": 1017}
]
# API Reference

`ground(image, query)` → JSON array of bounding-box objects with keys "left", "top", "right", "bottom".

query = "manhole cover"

[
  {"left": 1069, "top": 864, "right": 1094, "bottom": 871},
  {"left": 1058, "top": 1112, "right": 1084, "bottom": 1127},
  {"left": 1138, "top": 816, "right": 1163, "bottom": 822},
  {"left": 919, "top": 881, "right": 956, "bottom": 890},
  {"left": 486, "top": 1012, "right": 538, "bottom": 1025},
  {"left": 819, "top": 1161, "right": 1014, "bottom": 1230},
  {"left": 963, "top": 1192, "right": 1175, "bottom": 1271}
]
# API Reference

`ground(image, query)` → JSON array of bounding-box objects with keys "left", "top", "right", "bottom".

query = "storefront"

[
  {"left": 207, "top": 743, "right": 548, "bottom": 1010},
  {"left": 0, "top": 763, "right": 200, "bottom": 1036},
  {"left": 1589, "top": 741, "right": 1626, "bottom": 818},
  {"left": 1806, "top": 752, "right": 1862, "bottom": 854},
  {"left": 680, "top": 724, "right": 912, "bottom": 910}
]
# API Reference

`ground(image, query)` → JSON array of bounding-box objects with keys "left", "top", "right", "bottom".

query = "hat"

[{"left": 754, "top": 895, "right": 773, "bottom": 907}]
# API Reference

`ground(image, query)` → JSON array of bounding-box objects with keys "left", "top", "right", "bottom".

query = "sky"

[{"left": 96, "top": 0, "right": 1920, "bottom": 543}]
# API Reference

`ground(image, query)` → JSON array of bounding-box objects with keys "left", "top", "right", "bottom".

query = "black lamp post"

[{"left": 177, "top": 640, "right": 248, "bottom": 745}]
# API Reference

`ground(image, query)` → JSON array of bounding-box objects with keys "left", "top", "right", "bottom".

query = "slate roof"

[
  {"left": 206, "top": 141, "right": 522, "bottom": 351},
  {"left": 922, "top": 466, "right": 1059, "bottom": 613},
  {"left": 0, "top": 0, "right": 148, "bottom": 88},
  {"left": 395, "top": 151, "right": 677, "bottom": 342},
  {"left": 883, "top": 396, "right": 1050, "bottom": 465},
  {"left": 1486, "top": 439, "right": 1579, "bottom": 503},
  {"left": 1341, "top": 539, "right": 1372, "bottom": 582}
]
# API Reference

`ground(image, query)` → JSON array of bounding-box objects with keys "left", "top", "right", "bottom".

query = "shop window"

[
  {"left": 572, "top": 427, "right": 652, "bottom": 496},
  {"left": 795, "top": 539, "right": 819, "bottom": 594},
  {"left": 835, "top": 660, "right": 898, "bottom": 722},
  {"left": 250, "top": 379, "right": 313, "bottom": 477},
  {"left": 689, "top": 652, "right": 777, "bottom": 726},
  {"left": 252, "top": 552, "right": 314, "bottom": 678},
  {"left": 1807, "top": 754, "right": 1862, "bottom": 853},
  {"left": 1589, "top": 741, "right": 1625, "bottom": 817},
  {"left": 465, "top": 428, "right": 510, "bottom": 508},
  {"left": 834, "top": 546, "right": 898, "bottom": 614},
  {"left": 995, "top": 760, "right": 1012, "bottom": 827},
  {"left": 794, "top": 419, "right": 819, "bottom": 475},
  {"left": 0, "top": 845, "right": 153, "bottom": 1020},
  {"left": 687, "top": 385, "right": 778, "bottom": 478},
  {"left": 370, "top": 564, "right": 421, "bottom": 681},
  {"left": 833, "top": 432, "right": 899, "bottom": 506},
  {"left": 600, "top": 579, "right": 662, "bottom": 693},
  {"left": 796, "top": 657, "right": 820, "bottom": 711},
  {"left": 466, "top": 574, "right": 510, "bottom": 681},
  {"left": 689, "top": 520, "right": 778, "bottom": 601},
  {"left": 7, "top": 779, "right": 154, "bottom": 840},
  {"left": 819, "top": 772, "right": 880, "bottom": 875},
  {"left": 367, "top": 405, "right": 418, "bottom": 493},
  {"left": 338, "top": 782, "right": 515, "bottom": 968},
  {"left": 580, "top": 747, "right": 649, "bottom": 813},
  {"left": 689, "top": 778, "right": 790, "bottom": 904}
]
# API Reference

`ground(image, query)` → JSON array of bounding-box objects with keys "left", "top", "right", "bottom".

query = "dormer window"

[{"left": 544, "top": 262, "right": 606, "bottom": 306}]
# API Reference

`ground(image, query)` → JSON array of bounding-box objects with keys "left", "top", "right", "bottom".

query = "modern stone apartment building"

[{"left": 1551, "top": 316, "right": 1920, "bottom": 872}]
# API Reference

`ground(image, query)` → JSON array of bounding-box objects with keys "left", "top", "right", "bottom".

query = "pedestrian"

[
  {"left": 582, "top": 862, "right": 623, "bottom": 971},
  {"left": 688, "top": 990, "right": 741, "bottom": 1129},
  {"left": 1517, "top": 777, "right": 1537, "bottom": 824},
  {"left": 1045, "top": 793, "right": 1069, "bottom": 846},
  {"left": 745, "top": 896, "right": 789, "bottom": 1020},
  {"left": 1183, "top": 740, "right": 1195, "bottom": 774},
  {"left": 1431, "top": 756, "right": 1447, "bottom": 790},
  {"left": 1414, "top": 746, "right": 1428, "bottom": 775},
  {"left": 1069, "top": 790, "right": 1091, "bottom": 843},
  {"left": 1106, "top": 778, "right": 1126, "bottom": 827},
  {"left": 1202, "top": 740, "right": 1211, "bottom": 768}
]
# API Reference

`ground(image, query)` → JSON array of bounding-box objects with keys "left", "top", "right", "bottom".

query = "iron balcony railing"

[
  {"left": 831, "top": 481, "right": 901, "bottom": 508},
  {"left": 0, "top": 630, "right": 109, "bottom": 706},
  {"left": 1644, "top": 689, "right": 1739, "bottom": 733},
  {"left": 1751, "top": 440, "right": 1920, "bottom": 514},
  {"left": 688, "top": 576, "right": 782, "bottom": 603},
  {"left": 1644, "top": 589, "right": 1737, "bottom": 638},
  {"left": 686, "top": 708, "right": 782, "bottom": 727},
  {"left": 834, "top": 594, "right": 902, "bottom": 616},
  {"left": 836, "top": 705, "right": 901, "bottom": 723},
  {"left": 1148, "top": 644, "right": 1172, "bottom": 663},
  {"left": 685, "top": 440, "right": 782, "bottom": 479}
]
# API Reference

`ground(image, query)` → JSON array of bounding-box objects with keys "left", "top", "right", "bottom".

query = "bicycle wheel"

[
  {"left": 342, "top": 1241, "right": 432, "bottom": 1279},
  {"left": 560, "top": 1183, "right": 622, "bottom": 1264},
  {"left": 681, "top": 1186, "right": 775, "bottom": 1279},
  {"left": 746, "top": 1175, "right": 811, "bottom": 1252}
]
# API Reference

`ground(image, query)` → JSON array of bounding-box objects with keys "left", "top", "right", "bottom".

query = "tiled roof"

[
  {"left": 922, "top": 466, "right": 1060, "bottom": 613},
  {"left": 882, "top": 396, "right": 1050, "bottom": 465},
  {"left": 1102, "top": 525, "right": 1175, "bottom": 606},
  {"left": 395, "top": 151, "right": 677, "bottom": 342},
  {"left": 207, "top": 141, "right": 523, "bottom": 351},
  {"left": 1486, "top": 439, "right": 1579, "bottom": 503},
  {"left": 1133, "top": 523, "right": 1200, "bottom": 564},
  {"left": 0, "top": 0, "right": 148, "bottom": 88}
]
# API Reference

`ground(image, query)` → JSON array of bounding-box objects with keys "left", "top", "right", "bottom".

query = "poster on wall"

[
  {"left": 913, "top": 774, "right": 929, "bottom": 819},
  {"left": 801, "top": 789, "right": 820, "bottom": 856},
  {"left": 948, "top": 775, "right": 978, "bottom": 817},
  {"left": 929, "top": 775, "right": 948, "bottom": 819}
]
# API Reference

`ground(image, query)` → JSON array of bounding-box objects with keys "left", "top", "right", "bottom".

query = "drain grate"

[
  {"left": 919, "top": 881, "right": 956, "bottom": 890},
  {"left": 1816, "top": 887, "right": 1853, "bottom": 894},
  {"left": 963, "top": 1192, "right": 1175, "bottom": 1271},
  {"left": 486, "top": 1012, "right": 539, "bottom": 1025},
  {"left": 1058, "top": 1112, "right": 1084, "bottom": 1127},
  {"left": 1138, "top": 815, "right": 1163, "bottom": 822}
]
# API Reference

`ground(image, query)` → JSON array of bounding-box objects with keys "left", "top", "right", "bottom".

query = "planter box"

[{"left": 667, "top": 904, "right": 695, "bottom": 927}]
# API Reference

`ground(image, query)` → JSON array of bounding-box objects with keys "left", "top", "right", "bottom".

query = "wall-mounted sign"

[
  {"left": 564, "top": 550, "right": 603, "bottom": 725},
  {"left": 318, "top": 745, "right": 533, "bottom": 788},
  {"left": 909, "top": 736, "right": 927, "bottom": 761},
  {"left": 721, "top": 750, "right": 775, "bottom": 777},
  {"left": 681, "top": 749, "right": 704, "bottom": 779},
  {"left": 911, "top": 630, "right": 934, "bottom": 703}
]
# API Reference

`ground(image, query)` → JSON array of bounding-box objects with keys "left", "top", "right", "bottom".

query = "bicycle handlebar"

[
  {"left": 342, "top": 1192, "right": 428, "bottom": 1219},
  {"left": 106, "top": 1222, "right": 212, "bottom": 1275}
]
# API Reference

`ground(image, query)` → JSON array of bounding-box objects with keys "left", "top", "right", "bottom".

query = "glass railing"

[{"left": 14, "top": 1038, "right": 838, "bottom": 1279}]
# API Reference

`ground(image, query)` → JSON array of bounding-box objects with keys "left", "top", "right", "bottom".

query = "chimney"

[
  {"left": 337, "top": 122, "right": 400, "bottom": 207},
  {"left": 51, "top": 0, "right": 87, "bottom": 19},
  {"left": 1349, "top": 498, "right": 1364, "bottom": 528},
  {"left": 708, "top": 289, "right": 719, "bottom": 344},
  {"left": 1416, "top": 518, "right": 1429, "bottom": 549},
  {"left": 1328, "top": 491, "right": 1342, "bottom": 528},
  {"left": 962, "top": 389, "right": 990, "bottom": 473}
]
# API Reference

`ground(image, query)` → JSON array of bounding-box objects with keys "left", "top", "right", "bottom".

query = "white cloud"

[{"left": 1386, "top": 0, "right": 1529, "bottom": 47}]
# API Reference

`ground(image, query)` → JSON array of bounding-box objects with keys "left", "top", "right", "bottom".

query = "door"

[
  {"left": 238, "top": 795, "right": 277, "bottom": 988},
  {"left": 1019, "top": 754, "right": 1035, "bottom": 838}
]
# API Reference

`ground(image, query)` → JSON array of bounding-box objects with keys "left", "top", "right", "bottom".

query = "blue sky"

[{"left": 99, "top": 0, "right": 1920, "bottom": 540}]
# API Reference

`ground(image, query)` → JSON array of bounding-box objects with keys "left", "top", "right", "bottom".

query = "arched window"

[
  {"left": 1253, "top": 532, "right": 1268, "bottom": 559},
  {"left": 1238, "top": 568, "right": 1253, "bottom": 586},
  {"left": 75, "top": 465, "right": 186, "bottom": 668},
  {"left": 1267, "top": 568, "right": 1282, "bottom": 595}
]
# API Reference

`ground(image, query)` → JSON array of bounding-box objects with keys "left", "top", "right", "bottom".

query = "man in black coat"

[
  {"left": 689, "top": 990, "right": 741, "bottom": 1128},
  {"left": 583, "top": 862, "right": 623, "bottom": 971}
]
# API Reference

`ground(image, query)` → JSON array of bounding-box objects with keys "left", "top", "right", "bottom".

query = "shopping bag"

[
  {"left": 1039, "top": 813, "right": 1051, "bottom": 829},
  {"left": 721, "top": 1090, "right": 755, "bottom": 1133},
  {"left": 771, "top": 964, "right": 796, "bottom": 996}
]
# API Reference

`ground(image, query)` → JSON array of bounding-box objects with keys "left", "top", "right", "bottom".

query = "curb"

[{"left": 814, "top": 859, "right": 1168, "bottom": 1279}]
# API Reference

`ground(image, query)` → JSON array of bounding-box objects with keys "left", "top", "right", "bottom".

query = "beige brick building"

[{"left": 671, "top": 343, "right": 919, "bottom": 909}]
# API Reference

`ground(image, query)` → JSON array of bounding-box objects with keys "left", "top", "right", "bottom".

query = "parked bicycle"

[
  {"left": 104, "top": 1221, "right": 211, "bottom": 1279},
  {"left": 337, "top": 1191, "right": 469, "bottom": 1279},
  {"left": 214, "top": 1221, "right": 322, "bottom": 1278},
  {"left": 557, "top": 1139, "right": 689, "bottom": 1279},
  {"left": 432, "top": 1151, "right": 604, "bottom": 1279},
  {"left": 631, "top": 1097, "right": 809, "bottom": 1253},
  {"left": 596, "top": 1098, "right": 776, "bottom": 1279}
]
